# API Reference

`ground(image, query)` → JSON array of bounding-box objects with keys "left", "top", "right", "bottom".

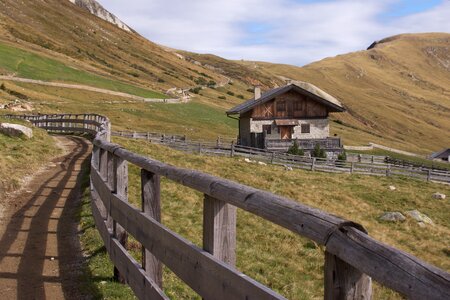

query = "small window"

[
  {"left": 294, "top": 100, "right": 303, "bottom": 111},
  {"left": 301, "top": 124, "right": 310, "bottom": 133},
  {"left": 262, "top": 125, "right": 271, "bottom": 135},
  {"left": 276, "top": 100, "right": 286, "bottom": 112}
]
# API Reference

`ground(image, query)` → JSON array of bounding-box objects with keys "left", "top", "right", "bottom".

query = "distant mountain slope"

[
  {"left": 236, "top": 33, "right": 450, "bottom": 152},
  {"left": 68, "top": 0, "right": 132, "bottom": 32},
  {"left": 0, "top": 0, "right": 448, "bottom": 152}
]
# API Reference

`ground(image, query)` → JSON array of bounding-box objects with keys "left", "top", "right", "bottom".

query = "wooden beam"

[
  {"left": 324, "top": 251, "right": 372, "bottom": 300},
  {"left": 114, "top": 156, "right": 128, "bottom": 283},
  {"left": 203, "top": 195, "right": 237, "bottom": 266},
  {"left": 141, "top": 169, "right": 163, "bottom": 288}
]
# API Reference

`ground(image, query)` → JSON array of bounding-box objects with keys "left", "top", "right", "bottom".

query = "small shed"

[
  {"left": 226, "top": 82, "right": 345, "bottom": 151},
  {"left": 430, "top": 148, "right": 450, "bottom": 162}
]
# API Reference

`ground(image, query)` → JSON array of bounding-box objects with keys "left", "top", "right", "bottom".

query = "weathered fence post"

[
  {"left": 216, "top": 136, "right": 221, "bottom": 148},
  {"left": 427, "top": 169, "right": 431, "bottom": 182},
  {"left": 324, "top": 251, "right": 372, "bottom": 300},
  {"left": 113, "top": 156, "right": 129, "bottom": 283},
  {"left": 146, "top": 132, "right": 150, "bottom": 142},
  {"left": 386, "top": 164, "right": 391, "bottom": 177},
  {"left": 141, "top": 169, "right": 163, "bottom": 288},
  {"left": 198, "top": 142, "right": 202, "bottom": 154},
  {"left": 203, "top": 194, "right": 237, "bottom": 266},
  {"left": 311, "top": 158, "right": 316, "bottom": 171},
  {"left": 271, "top": 152, "right": 275, "bottom": 164},
  {"left": 350, "top": 162, "right": 354, "bottom": 174},
  {"left": 230, "top": 141, "right": 235, "bottom": 157}
]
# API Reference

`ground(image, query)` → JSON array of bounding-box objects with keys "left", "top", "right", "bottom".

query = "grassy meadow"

[
  {"left": 0, "top": 42, "right": 166, "bottom": 99},
  {"left": 78, "top": 137, "right": 450, "bottom": 299}
]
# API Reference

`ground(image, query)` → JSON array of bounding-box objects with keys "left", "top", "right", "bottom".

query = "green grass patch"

[
  {"left": 0, "top": 117, "right": 60, "bottom": 196},
  {"left": 0, "top": 42, "right": 166, "bottom": 99}
]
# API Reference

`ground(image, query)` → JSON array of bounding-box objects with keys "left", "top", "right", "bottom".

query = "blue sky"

[{"left": 99, "top": 0, "right": 450, "bottom": 65}]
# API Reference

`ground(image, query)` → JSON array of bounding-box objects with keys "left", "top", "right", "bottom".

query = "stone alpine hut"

[{"left": 226, "top": 82, "right": 345, "bottom": 152}]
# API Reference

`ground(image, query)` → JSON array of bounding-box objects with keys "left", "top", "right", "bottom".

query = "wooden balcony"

[{"left": 265, "top": 137, "right": 342, "bottom": 151}]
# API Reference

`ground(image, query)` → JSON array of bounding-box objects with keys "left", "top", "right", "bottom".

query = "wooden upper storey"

[
  {"left": 227, "top": 82, "right": 345, "bottom": 119},
  {"left": 243, "top": 91, "right": 329, "bottom": 119}
]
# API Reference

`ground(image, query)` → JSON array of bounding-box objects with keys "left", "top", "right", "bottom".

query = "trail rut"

[{"left": 0, "top": 136, "right": 92, "bottom": 299}]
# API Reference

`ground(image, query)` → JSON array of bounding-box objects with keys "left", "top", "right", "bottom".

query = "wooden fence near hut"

[
  {"left": 4, "top": 114, "right": 450, "bottom": 300},
  {"left": 111, "top": 130, "right": 450, "bottom": 184}
]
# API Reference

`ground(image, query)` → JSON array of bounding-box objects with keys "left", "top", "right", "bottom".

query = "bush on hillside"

[
  {"left": 218, "top": 96, "right": 226, "bottom": 100},
  {"left": 312, "top": 143, "right": 326, "bottom": 158},
  {"left": 0, "top": 83, "right": 5, "bottom": 91},
  {"left": 189, "top": 87, "right": 202, "bottom": 94},
  {"left": 287, "top": 140, "right": 304, "bottom": 156},
  {"left": 337, "top": 151, "right": 347, "bottom": 161},
  {"left": 227, "top": 91, "right": 235, "bottom": 96}
]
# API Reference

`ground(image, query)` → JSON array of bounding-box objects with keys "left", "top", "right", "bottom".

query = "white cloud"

[{"left": 98, "top": 0, "right": 450, "bottom": 65}]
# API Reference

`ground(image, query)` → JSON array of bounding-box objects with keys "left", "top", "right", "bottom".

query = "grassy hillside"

[
  {"left": 0, "top": 0, "right": 448, "bottom": 154},
  {"left": 0, "top": 42, "right": 166, "bottom": 98},
  {"left": 79, "top": 137, "right": 450, "bottom": 299},
  {"left": 237, "top": 33, "right": 450, "bottom": 153},
  {"left": 0, "top": 118, "right": 60, "bottom": 197}
]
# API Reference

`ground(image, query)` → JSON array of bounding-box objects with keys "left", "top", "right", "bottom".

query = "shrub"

[
  {"left": 226, "top": 91, "right": 235, "bottom": 96},
  {"left": 337, "top": 151, "right": 347, "bottom": 161},
  {"left": 237, "top": 94, "right": 244, "bottom": 99},
  {"left": 0, "top": 83, "right": 5, "bottom": 91},
  {"left": 287, "top": 140, "right": 304, "bottom": 156},
  {"left": 194, "top": 77, "right": 208, "bottom": 86},
  {"left": 312, "top": 143, "right": 326, "bottom": 158},
  {"left": 189, "top": 87, "right": 202, "bottom": 94},
  {"left": 246, "top": 88, "right": 254, "bottom": 93},
  {"left": 157, "top": 78, "right": 165, "bottom": 83},
  {"left": 218, "top": 96, "right": 226, "bottom": 100},
  {"left": 207, "top": 80, "right": 217, "bottom": 88}
]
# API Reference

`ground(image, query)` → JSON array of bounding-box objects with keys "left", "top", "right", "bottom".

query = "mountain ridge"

[
  {"left": 68, "top": 0, "right": 132, "bottom": 32},
  {"left": 0, "top": 0, "right": 448, "bottom": 152}
]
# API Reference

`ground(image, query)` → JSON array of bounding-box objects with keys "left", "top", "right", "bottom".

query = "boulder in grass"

[
  {"left": 432, "top": 192, "right": 446, "bottom": 200},
  {"left": 405, "top": 210, "right": 434, "bottom": 225},
  {"left": 0, "top": 123, "right": 33, "bottom": 139},
  {"left": 380, "top": 212, "right": 405, "bottom": 222}
]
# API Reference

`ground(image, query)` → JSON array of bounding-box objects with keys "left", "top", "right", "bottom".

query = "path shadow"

[{"left": 0, "top": 136, "right": 100, "bottom": 299}]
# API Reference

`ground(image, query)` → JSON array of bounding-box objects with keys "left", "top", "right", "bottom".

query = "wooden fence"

[
  {"left": 4, "top": 114, "right": 450, "bottom": 299},
  {"left": 111, "top": 130, "right": 450, "bottom": 184}
]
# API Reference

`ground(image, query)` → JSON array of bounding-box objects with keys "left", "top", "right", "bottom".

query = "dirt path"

[
  {"left": 0, "top": 136, "right": 92, "bottom": 299},
  {"left": 0, "top": 75, "right": 179, "bottom": 103}
]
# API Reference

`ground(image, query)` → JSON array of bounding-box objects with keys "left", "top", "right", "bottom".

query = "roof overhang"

[{"left": 226, "top": 83, "right": 345, "bottom": 116}]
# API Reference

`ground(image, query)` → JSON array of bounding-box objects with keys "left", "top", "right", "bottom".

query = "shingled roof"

[{"left": 226, "top": 82, "right": 345, "bottom": 115}]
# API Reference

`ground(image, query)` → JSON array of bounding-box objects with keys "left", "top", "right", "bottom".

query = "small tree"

[
  {"left": 0, "top": 83, "right": 5, "bottom": 91},
  {"left": 337, "top": 151, "right": 347, "bottom": 161},
  {"left": 312, "top": 143, "right": 326, "bottom": 158},
  {"left": 287, "top": 140, "right": 304, "bottom": 156}
]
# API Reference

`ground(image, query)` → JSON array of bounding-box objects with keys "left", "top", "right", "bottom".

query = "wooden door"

[{"left": 280, "top": 126, "right": 292, "bottom": 140}]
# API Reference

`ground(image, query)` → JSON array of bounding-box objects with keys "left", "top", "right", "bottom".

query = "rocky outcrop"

[
  {"left": 0, "top": 123, "right": 33, "bottom": 138},
  {"left": 380, "top": 212, "right": 405, "bottom": 222},
  {"left": 68, "top": 0, "right": 132, "bottom": 32}
]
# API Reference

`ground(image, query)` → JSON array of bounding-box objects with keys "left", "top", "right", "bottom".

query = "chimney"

[{"left": 254, "top": 85, "right": 261, "bottom": 99}]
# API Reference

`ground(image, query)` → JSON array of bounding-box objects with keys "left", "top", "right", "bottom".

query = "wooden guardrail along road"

[{"left": 4, "top": 114, "right": 450, "bottom": 300}]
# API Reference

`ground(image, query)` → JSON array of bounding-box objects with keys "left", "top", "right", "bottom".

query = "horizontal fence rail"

[
  {"left": 4, "top": 113, "right": 450, "bottom": 300},
  {"left": 110, "top": 130, "right": 450, "bottom": 184}
]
